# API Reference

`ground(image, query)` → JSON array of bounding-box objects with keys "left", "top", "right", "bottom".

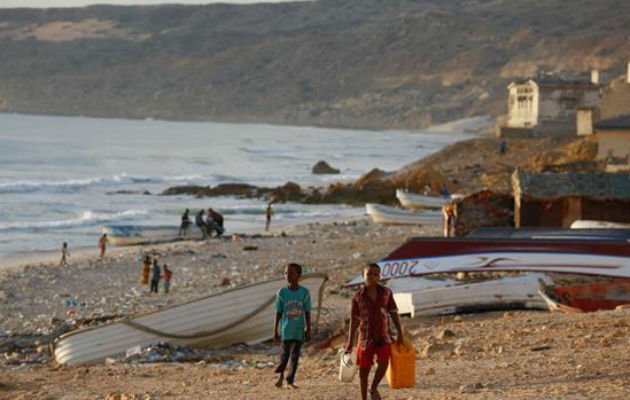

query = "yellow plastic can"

[{"left": 387, "top": 340, "right": 416, "bottom": 389}]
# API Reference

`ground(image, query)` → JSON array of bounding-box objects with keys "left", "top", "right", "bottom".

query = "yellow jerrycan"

[{"left": 387, "top": 339, "right": 416, "bottom": 389}]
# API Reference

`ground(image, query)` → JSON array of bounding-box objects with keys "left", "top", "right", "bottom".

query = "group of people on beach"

[
  {"left": 140, "top": 254, "right": 173, "bottom": 294},
  {"left": 179, "top": 208, "right": 225, "bottom": 239},
  {"left": 273, "top": 262, "right": 403, "bottom": 400}
]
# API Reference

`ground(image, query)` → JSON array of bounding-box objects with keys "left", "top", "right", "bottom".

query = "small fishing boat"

[
  {"left": 395, "top": 189, "right": 450, "bottom": 209},
  {"left": 570, "top": 220, "right": 630, "bottom": 229},
  {"left": 54, "top": 273, "right": 328, "bottom": 365},
  {"left": 393, "top": 273, "right": 551, "bottom": 317},
  {"left": 102, "top": 225, "right": 199, "bottom": 246},
  {"left": 395, "top": 189, "right": 462, "bottom": 210},
  {"left": 538, "top": 278, "right": 630, "bottom": 313},
  {"left": 365, "top": 203, "right": 442, "bottom": 225}
]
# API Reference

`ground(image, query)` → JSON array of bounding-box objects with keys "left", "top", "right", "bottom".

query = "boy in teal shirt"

[{"left": 273, "top": 263, "right": 311, "bottom": 388}]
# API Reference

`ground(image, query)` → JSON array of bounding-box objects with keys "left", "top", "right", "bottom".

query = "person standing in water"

[
  {"left": 98, "top": 234, "right": 108, "bottom": 259},
  {"left": 59, "top": 242, "right": 70, "bottom": 266},
  {"left": 265, "top": 203, "right": 275, "bottom": 231}
]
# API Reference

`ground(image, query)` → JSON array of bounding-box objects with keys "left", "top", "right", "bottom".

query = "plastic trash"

[{"left": 339, "top": 348, "right": 358, "bottom": 383}]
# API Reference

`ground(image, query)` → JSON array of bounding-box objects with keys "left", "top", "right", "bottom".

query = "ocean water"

[{"left": 0, "top": 113, "right": 484, "bottom": 261}]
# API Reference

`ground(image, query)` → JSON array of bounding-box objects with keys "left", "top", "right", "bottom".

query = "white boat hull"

[
  {"left": 54, "top": 273, "right": 327, "bottom": 365},
  {"left": 395, "top": 189, "right": 450, "bottom": 209},
  {"left": 570, "top": 220, "right": 630, "bottom": 229},
  {"left": 103, "top": 225, "right": 201, "bottom": 246},
  {"left": 365, "top": 203, "right": 442, "bottom": 225},
  {"left": 392, "top": 273, "right": 552, "bottom": 317}
]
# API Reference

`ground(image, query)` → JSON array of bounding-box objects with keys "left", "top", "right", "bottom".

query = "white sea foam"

[{"left": 0, "top": 209, "right": 148, "bottom": 232}]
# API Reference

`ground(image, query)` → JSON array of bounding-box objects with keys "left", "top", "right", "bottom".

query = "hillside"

[{"left": 0, "top": 0, "right": 628, "bottom": 129}]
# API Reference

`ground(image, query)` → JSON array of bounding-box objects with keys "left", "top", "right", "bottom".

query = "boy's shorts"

[
  {"left": 164, "top": 282, "right": 171, "bottom": 289},
  {"left": 357, "top": 342, "right": 391, "bottom": 369}
]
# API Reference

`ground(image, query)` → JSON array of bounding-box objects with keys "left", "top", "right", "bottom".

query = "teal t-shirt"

[{"left": 274, "top": 285, "right": 311, "bottom": 341}]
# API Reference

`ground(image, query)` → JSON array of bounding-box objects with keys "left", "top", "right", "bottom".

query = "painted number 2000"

[{"left": 380, "top": 261, "right": 417, "bottom": 278}]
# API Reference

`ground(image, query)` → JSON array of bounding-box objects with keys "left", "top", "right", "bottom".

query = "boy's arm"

[
  {"left": 346, "top": 297, "right": 358, "bottom": 353},
  {"left": 305, "top": 311, "right": 311, "bottom": 341},
  {"left": 273, "top": 312, "right": 281, "bottom": 342}
]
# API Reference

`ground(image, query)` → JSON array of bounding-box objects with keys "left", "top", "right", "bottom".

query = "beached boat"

[
  {"left": 395, "top": 189, "right": 451, "bottom": 209},
  {"left": 468, "top": 227, "right": 630, "bottom": 241},
  {"left": 392, "top": 273, "right": 552, "bottom": 317},
  {"left": 538, "top": 278, "right": 630, "bottom": 313},
  {"left": 102, "top": 225, "right": 200, "bottom": 246},
  {"left": 570, "top": 220, "right": 630, "bottom": 229},
  {"left": 365, "top": 203, "right": 442, "bottom": 225},
  {"left": 375, "top": 237, "right": 630, "bottom": 280},
  {"left": 54, "top": 273, "right": 328, "bottom": 365}
]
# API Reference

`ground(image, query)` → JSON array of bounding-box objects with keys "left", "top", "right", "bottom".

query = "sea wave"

[
  {"left": 0, "top": 173, "right": 165, "bottom": 194},
  {"left": 0, "top": 209, "right": 148, "bottom": 232}
]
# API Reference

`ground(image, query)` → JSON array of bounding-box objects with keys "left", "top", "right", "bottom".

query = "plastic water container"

[
  {"left": 387, "top": 340, "right": 416, "bottom": 389},
  {"left": 338, "top": 348, "right": 358, "bottom": 383}
]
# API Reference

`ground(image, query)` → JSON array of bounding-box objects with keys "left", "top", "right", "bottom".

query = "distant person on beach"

[
  {"left": 98, "top": 234, "right": 108, "bottom": 259},
  {"left": 499, "top": 140, "right": 507, "bottom": 155},
  {"left": 346, "top": 263, "right": 404, "bottom": 400},
  {"left": 140, "top": 254, "right": 151, "bottom": 285},
  {"left": 163, "top": 263, "right": 173, "bottom": 294},
  {"left": 207, "top": 208, "right": 224, "bottom": 237},
  {"left": 178, "top": 208, "right": 191, "bottom": 236},
  {"left": 423, "top": 184, "right": 431, "bottom": 195},
  {"left": 150, "top": 259, "right": 161, "bottom": 293},
  {"left": 265, "top": 203, "right": 275, "bottom": 231},
  {"left": 59, "top": 242, "right": 70, "bottom": 266},
  {"left": 273, "top": 263, "right": 311, "bottom": 389},
  {"left": 195, "top": 209, "right": 208, "bottom": 239},
  {"left": 440, "top": 184, "right": 450, "bottom": 199}
]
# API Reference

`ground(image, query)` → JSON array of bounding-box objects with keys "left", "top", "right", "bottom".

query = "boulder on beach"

[{"left": 311, "top": 161, "right": 340, "bottom": 175}]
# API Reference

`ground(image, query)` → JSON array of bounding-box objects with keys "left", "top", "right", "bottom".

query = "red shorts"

[{"left": 357, "top": 342, "right": 391, "bottom": 369}]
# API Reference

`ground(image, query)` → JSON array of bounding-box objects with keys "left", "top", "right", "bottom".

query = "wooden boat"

[
  {"left": 468, "top": 227, "right": 630, "bottom": 241},
  {"left": 393, "top": 273, "right": 551, "bottom": 317},
  {"left": 365, "top": 203, "right": 442, "bottom": 225},
  {"left": 570, "top": 220, "right": 630, "bottom": 229},
  {"left": 54, "top": 273, "right": 328, "bottom": 365},
  {"left": 538, "top": 278, "right": 630, "bottom": 313},
  {"left": 102, "top": 225, "right": 201, "bottom": 246},
  {"left": 376, "top": 237, "right": 630, "bottom": 280},
  {"left": 395, "top": 189, "right": 451, "bottom": 209}
]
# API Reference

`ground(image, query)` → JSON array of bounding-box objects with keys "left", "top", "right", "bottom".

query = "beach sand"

[{"left": 1, "top": 218, "right": 628, "bottom": 399}]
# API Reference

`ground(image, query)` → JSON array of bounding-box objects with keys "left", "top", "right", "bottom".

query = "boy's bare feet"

[
  {"left": 275, "top": 375, "right": 283, "bottom": 388},
  {"left": 286, "top": 383, "right": 298, "bottom": 389}
]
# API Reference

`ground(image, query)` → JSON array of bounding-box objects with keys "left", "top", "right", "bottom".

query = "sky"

[{"left": 1, "top": 0, "right": 303, "bottom": 7}]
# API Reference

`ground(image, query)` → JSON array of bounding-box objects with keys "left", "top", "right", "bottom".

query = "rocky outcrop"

[{"left": 311, "top": 161, "right": 340, "bottom": 175}]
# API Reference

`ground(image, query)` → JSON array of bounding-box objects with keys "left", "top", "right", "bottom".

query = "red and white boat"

[
  {"left": 538, "top": 278, "right": 630, "bottom": 313},
  {"left": 376, "top": 238, "right": 630, "bottom": 280}
]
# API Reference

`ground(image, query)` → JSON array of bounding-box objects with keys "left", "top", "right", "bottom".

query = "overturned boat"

[
  {"left": 376, "top": 237, "right": 630, "bottom": 280},
  {"left": 392, "top": 273, "right": 551, "bottom": 317},
  {"left": 365, "top": 203, "right": 442, "bottom": 225},
  {"left": 54, "top": 273, "right": 328, "bottom": 365},
  {"left": 103, "top": 225, "right": 201, "bottom": 246},
  {"left": 538, "top": 278, "right": 630, "bottom": 313}
]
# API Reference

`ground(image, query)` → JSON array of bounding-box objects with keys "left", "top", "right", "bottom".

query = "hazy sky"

[{"left": 1, "top": 0, "right": 303, "bottom": 8}]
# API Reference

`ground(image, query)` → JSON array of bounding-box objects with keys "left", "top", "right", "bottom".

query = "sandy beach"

[{"left": 1, "top": 218, "right": 628, "bottom": 399}]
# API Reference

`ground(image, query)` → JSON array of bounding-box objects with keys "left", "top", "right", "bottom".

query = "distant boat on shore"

[
  {"left": 570, "top": 220, "right": 630, "bottom": 229},
  {"left": 102, "top": 225, "right": 199, "bottom": 246},
  {"left": 395, "top": 189, "right": 463, "bottom": 210},
  {"left": 54, "top": 273, "right": 328, "bottom": 365},
  {"left": 365, "top": 203, "right": 442, "bottom": 225}
]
